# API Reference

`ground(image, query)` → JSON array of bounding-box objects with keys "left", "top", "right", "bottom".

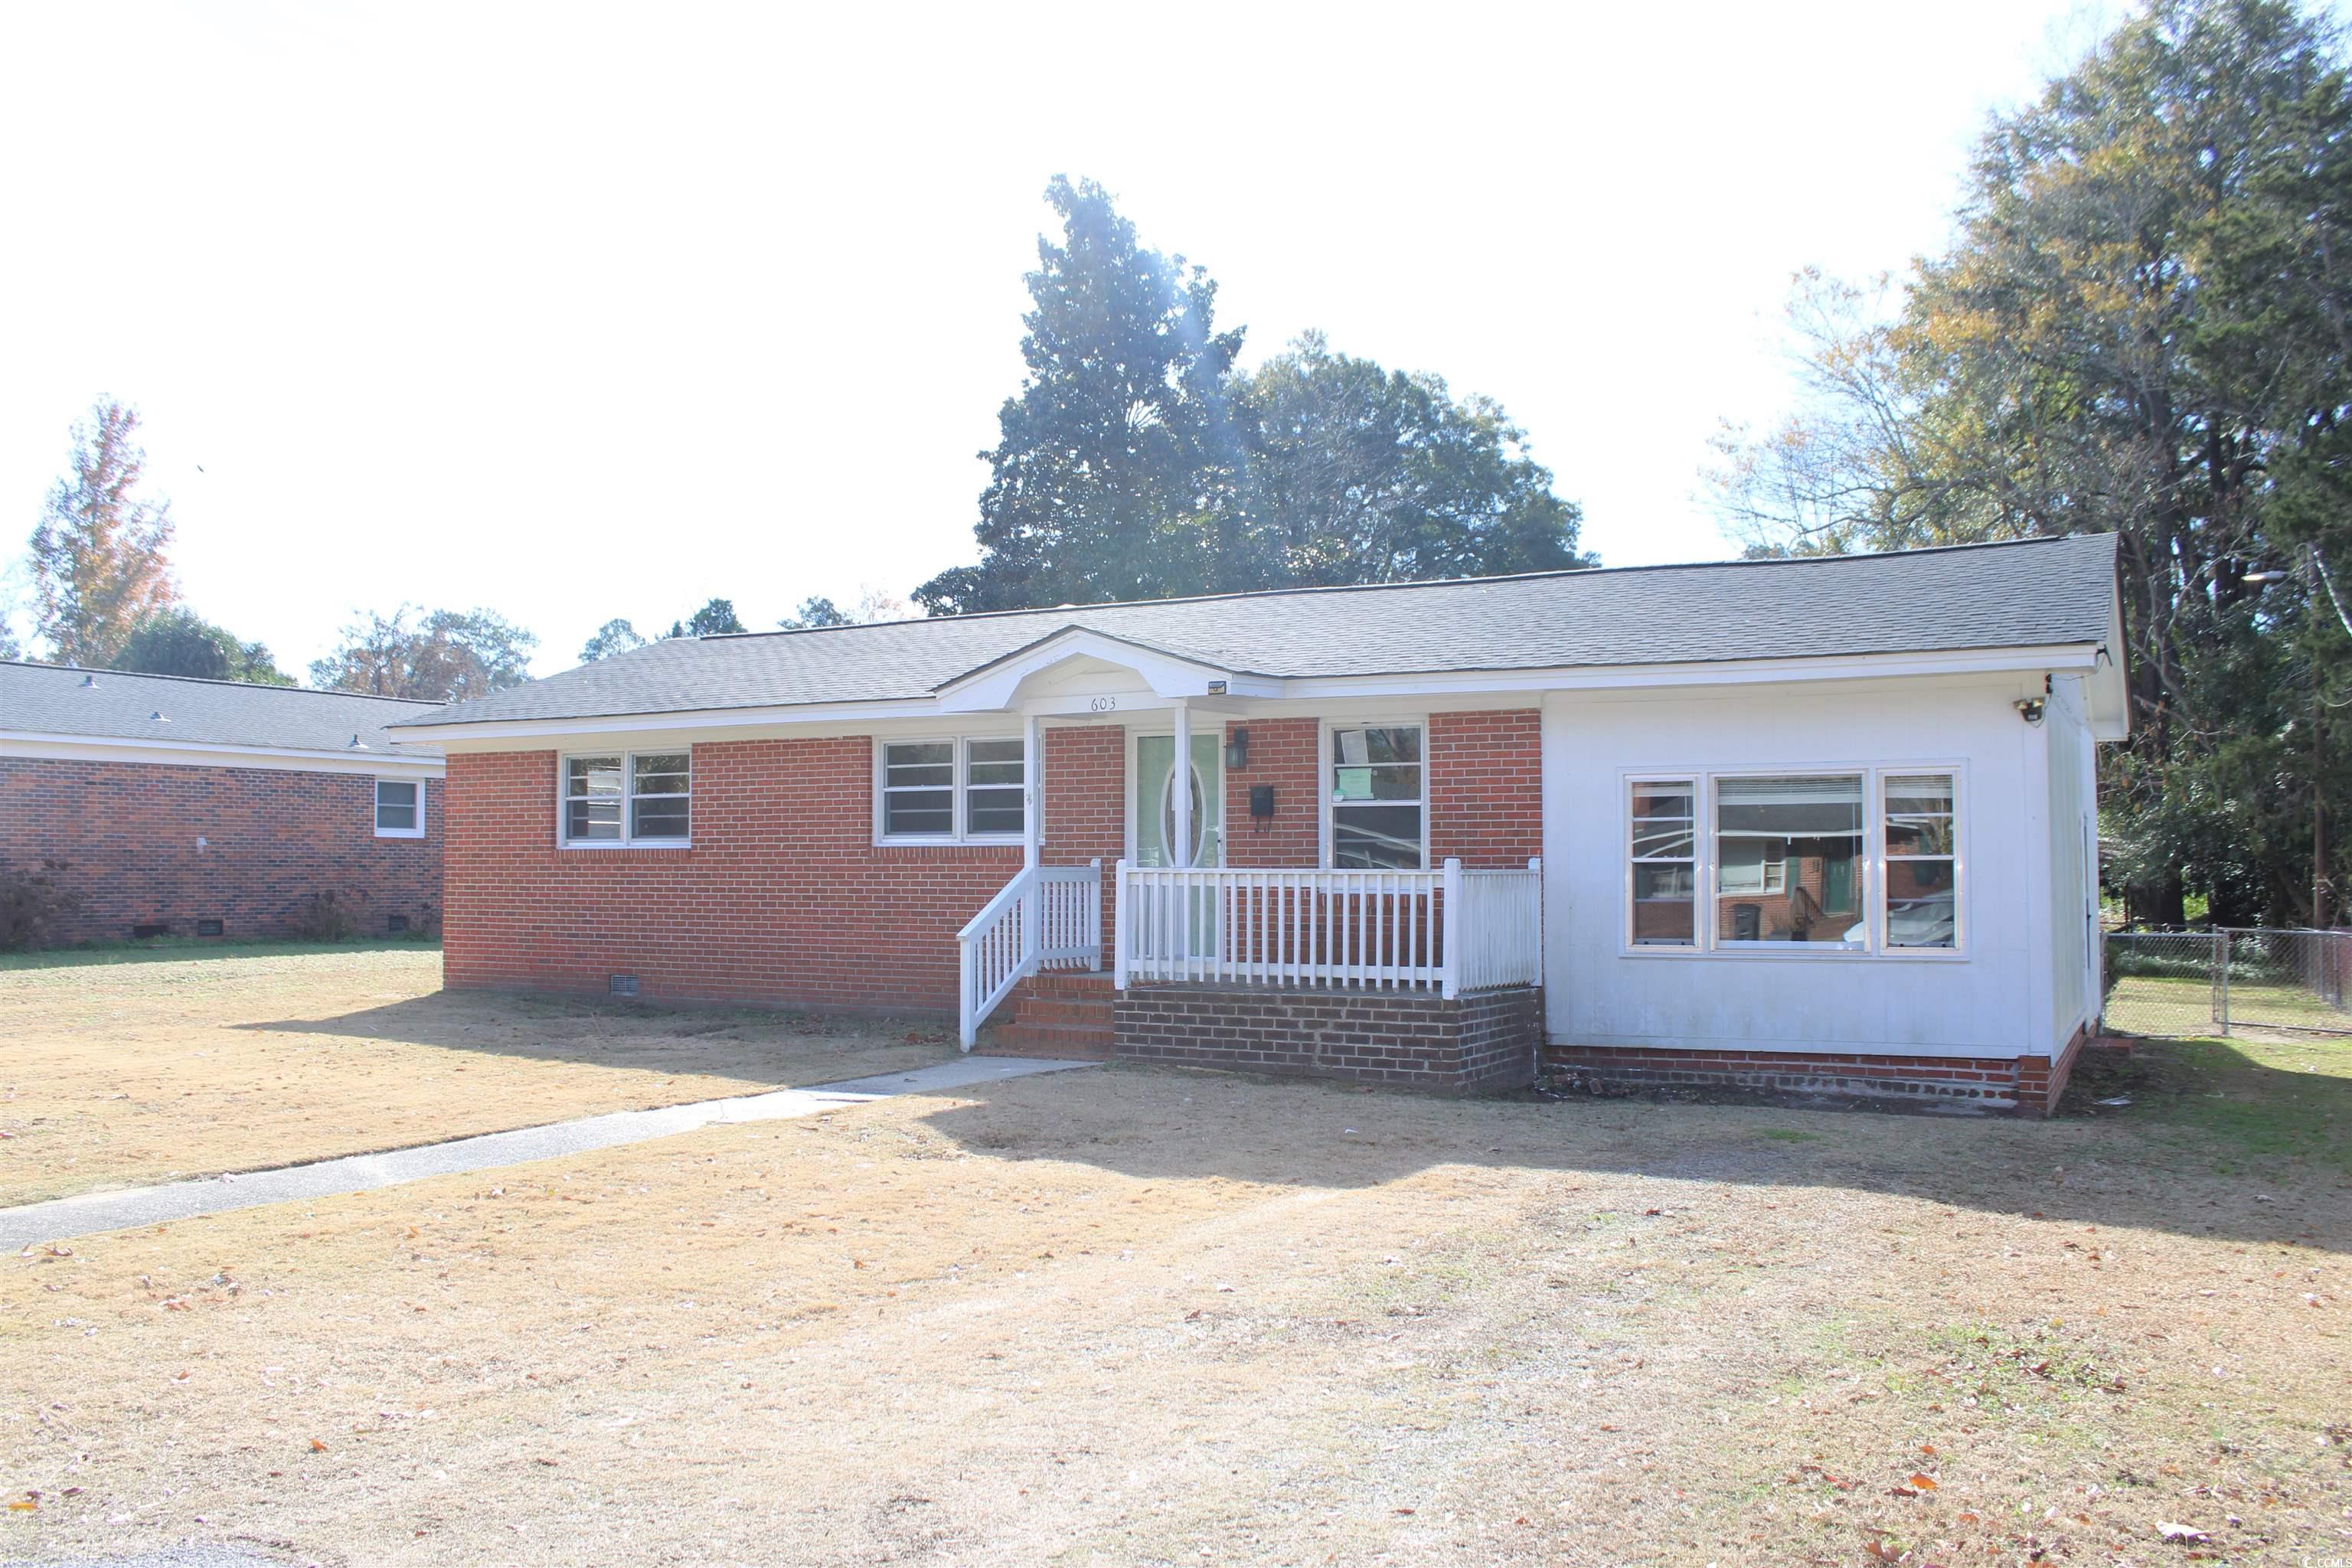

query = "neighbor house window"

[
  {"left": 877, "top": 738, "right": 1025, "bottom": 842},
  {"left": 374, "top": 778, "right": 423, "bottom": 838},
  {"left": 1883, "top": 773, "right": 1958, "bottom": 949},
  {"left": 563, "top": 752, "right": 691, "bottom": 847},
  {"left": 1623, "top": 769, "right": 1962, "bottom": 956},
  {"left": 1329, "top": 724, "right": 1424, "bottom": 869}
]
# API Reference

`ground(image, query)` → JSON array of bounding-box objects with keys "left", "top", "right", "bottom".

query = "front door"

[
  {"left": 1134, "top": 733, "right": 1222, "bottom": 868},
  {"left": 1132, "top": 733, "right": 1222, "bottom": 962}
]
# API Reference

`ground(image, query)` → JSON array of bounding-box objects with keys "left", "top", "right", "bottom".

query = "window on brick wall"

[
  {"left": 374, "top": 778, "right": 424, "bottom": 838},
  {"left": 1624, "top": 769, "right": 1965, "bottom": 956},
  {"left": 562, "top": 751, "right": 691, "bottom": 847},
  {"left": 877, "top": 737, "right": 1025, "bottom": 843},
  {"left": 1328, "top": 724, "right": 1424, "bottom": 869}
]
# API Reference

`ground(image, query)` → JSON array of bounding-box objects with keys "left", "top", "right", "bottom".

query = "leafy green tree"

[
  {"left": 1240, "top": 333, "right": 1591, "bottom": 584},
  {"left": 1707, "top": 0, "right": 2352, "bottom": 926},
  {"left": 113, "top": 609, "right": 292, "bottom": 685},
  {"left": 779, "top": 596, "right": 852, "bottom": 629},
  {"left": 309, "top": 606, "right": 537, "bottom": 702},
  {"left": 667, "top": 598, "right": 746, "bottom": 639},
  {"left": 28, "top": 400, "right": 180, "bottom": 665},
  {"left": 916, "top": 176, "right": 1248, "bottom": 616},
  {"left": 579, "top": 618, "right": 646, "bottom": 663}
]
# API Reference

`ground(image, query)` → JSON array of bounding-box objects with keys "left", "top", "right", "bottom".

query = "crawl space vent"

[
  {"left": 196, "top": 919, "right": 224, "bottom": 938},
  {"left": 609, "top": 974, "right": 640, "bottom": 998}
]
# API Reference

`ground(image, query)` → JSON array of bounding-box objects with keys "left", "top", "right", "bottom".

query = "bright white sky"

[{"left": 1, "top": 1, "right": 2132, "bottom": 678}]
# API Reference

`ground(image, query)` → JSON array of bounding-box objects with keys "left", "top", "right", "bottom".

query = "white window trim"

[
  {"left": 1321, "top": 717, "right": 1430, "bottom": 871},
  {"left": 557, "top": 749, "right": 693, "bottom": 849},
  {"left": 374, "top": 777, "right": 426, "bottom": 839},
  {"left": 1618, "top": 763, "right": 1968, "bottom": 960},
  {"left": 871, "top": 735, "right": 1027, "bottom": 846}
]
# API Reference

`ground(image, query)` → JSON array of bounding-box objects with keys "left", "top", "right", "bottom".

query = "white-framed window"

[
  {"left": 1327, "top": 722, "right": 1426, "bottom": 870},
  {"left": 560, "top": 750, "right": 691, "bottom": 848},
  {"left": 1622, "top": 767, "right": 1963, "bottom": 956},
  {"left": 374, "top": 778, "right": 424, "bottom": 838},
  {"left": 875, "top": 737, "right": 1026, "bottom": 843}
]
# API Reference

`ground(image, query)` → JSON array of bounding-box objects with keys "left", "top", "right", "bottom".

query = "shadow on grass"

[
  {"left": 895, "top": 1037, "right": 2352, "bottom": 1253},
  {"left": 2060, "top": 1034, "right": 2352, "bottom": 1178},
  {"left": 0, "top": 936, "right": 443, "bottom": 972},
  {"left": 230, "top": 990, "right": 960, "bottom": 1089}
]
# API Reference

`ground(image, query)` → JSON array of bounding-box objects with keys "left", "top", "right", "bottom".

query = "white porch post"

[
  {"left": 1171, "top": 700, "right": 1192, "bottom": 870},
  {"left": 1023, "top": 713, "right": 1042, "bottom": 871}
]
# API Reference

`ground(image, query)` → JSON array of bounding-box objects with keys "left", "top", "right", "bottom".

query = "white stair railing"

[
  {"left": 1112, "top": 858, "right": 1541, "bottom": 998},
  {"left": 957, "top": 860, "right": 1102, "bottom": 1050}
]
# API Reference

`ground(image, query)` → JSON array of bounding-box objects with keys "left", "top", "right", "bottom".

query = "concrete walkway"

[{"left": 1, "top": 1055, "right": 1092, "bottom": 1252}]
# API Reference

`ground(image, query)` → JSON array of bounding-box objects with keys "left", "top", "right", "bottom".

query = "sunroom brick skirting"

[
  {"left": 1112, "top": 984, "right": 1543, "bottom": 1093},
  {"left": 1542, "top": 1030, "right": 2087, "bottom": 1118}
]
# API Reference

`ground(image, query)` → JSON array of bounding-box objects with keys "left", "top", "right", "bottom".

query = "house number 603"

[{"left": 1089, "top": 696, "right": 1117, "bottom": 712}]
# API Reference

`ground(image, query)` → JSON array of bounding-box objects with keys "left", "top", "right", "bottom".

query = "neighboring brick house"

[
  {"left": 393, "top": 536, "right": 2128, "bottom": 1116},
  {"left": 1, "top": 662, "right": 444, "bottom": 943}
]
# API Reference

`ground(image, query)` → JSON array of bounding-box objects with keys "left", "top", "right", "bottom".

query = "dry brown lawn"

[
  {"left": 0, "top": 942, "right": 953, "bottom": 1206},
  {"left": 2, "top": 982, "right": 2347, "bottom": 1566}
]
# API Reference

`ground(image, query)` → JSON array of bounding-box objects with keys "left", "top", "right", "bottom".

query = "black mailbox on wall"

[{"left": 1249, "top": 785, "right": 1275, "bottom": 819}]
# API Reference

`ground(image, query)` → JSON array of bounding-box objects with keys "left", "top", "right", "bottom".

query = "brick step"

[
  {"left": 977, "top": 1021, "right": 1115, "bottom": 1060},
  {"left": 1008, "top": 995, "right": 1116, "bottom": 1026}
]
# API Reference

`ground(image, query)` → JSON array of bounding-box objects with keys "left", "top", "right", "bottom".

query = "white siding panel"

[{"left": 1541, "top": 673, "right": 2049, "bottom": 1060}]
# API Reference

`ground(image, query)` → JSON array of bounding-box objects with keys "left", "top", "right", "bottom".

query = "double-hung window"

[
  {"left": 563, "top": 752, "right": 691, "bottom": 847},
  {"left": 877, "top": 738, "right": 1026, "bottom": 842},
  {"left": 1624, "top": 769, "right": 1961, "bottom": 954},
  {"left": 374, "top": 779, "right": 424, "bottom": 838},
  {"left": 1329, "top": 724, "right": 1425, "bottom": 869}
]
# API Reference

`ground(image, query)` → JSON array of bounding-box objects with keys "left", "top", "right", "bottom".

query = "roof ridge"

[
  {"left": 0, "top": 660, "right": 447, "bottom": 706},
  {"left": 695, "top": 532, "right": 2109, "bottom": 642}
]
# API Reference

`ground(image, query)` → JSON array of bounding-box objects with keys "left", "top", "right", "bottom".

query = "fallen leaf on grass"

[
  {"left": 309, "top": 1439, "right": 327, "bottom": 1452},
  {"left": 2156, "top": 1522, "right": 2209, "bottom": 1543},
  {"left": 8, "top": 1500, "right": 34, "bottom": 1513},
  {"left": 1393, "top": 1507, "right": 1416, "bottom": 1515},
  {"left": 1907, "top": 1473, "right": 1938, "bottom": 1491}
]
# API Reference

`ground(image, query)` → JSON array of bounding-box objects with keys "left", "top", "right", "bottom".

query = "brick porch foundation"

[{"left": 1112, "top": 984, "right": 1542, "bottom": 1093}]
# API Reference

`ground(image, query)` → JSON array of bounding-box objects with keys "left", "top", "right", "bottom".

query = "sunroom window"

[
  {"left": 1628, "top": 780, "right": 1696, "bottom": 945},
  {"left": 1884, "top": 773, "right": 1958, "bottom": 949},
  {"left": 1714, "top": 774, "right": 1864, "bottom": 948},
  {"left": 564, "top": 752, "right": 691, "bottom": 846},
  {"left": 1330, "top": 724, "right": 1423, "bottom": 869}
]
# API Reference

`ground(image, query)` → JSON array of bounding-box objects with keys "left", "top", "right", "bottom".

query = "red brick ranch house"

[
  {"left": 0, "top": 662, "right": 445, "bottom": 943},
  {"left": 390, "top": 535, "right": 2127, "bottom": 1116}
]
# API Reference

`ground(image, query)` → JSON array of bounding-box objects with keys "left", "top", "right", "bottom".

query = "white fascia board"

[
  {"left": 2083, "top": 599, "right": 2130, "bottom": 741},
  {"left": 1278, "top": 644, "right": 2103, "bottom": 701},
  {"left": 0, "top": 731, "right": 446, "bottom": 777},
  {"left": 391, "top": 643, "right": 2106, "bottom": 745}
]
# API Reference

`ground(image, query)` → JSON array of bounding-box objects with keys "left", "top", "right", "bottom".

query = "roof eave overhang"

[
  {"left": 383, "top": 642, "right": 2109, "bottom": 744},
  {"left": 0, "top": 730, "right": 446, "bottom": 776}
]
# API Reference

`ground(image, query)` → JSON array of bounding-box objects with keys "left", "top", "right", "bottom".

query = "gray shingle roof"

[
  {"left": 397, "top": 534, "right": 2120, "bottom": 729},
  {"left": 2, "top": 662, "right": 444, "bottom": 758}
]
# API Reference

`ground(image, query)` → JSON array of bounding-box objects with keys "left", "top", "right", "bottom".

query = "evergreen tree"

[
  {"left": 113, "top": 609, "right": 292, "bottom": 684},
  {"left": 916, "top": 177, "right": 1247, "bottom": 616}
]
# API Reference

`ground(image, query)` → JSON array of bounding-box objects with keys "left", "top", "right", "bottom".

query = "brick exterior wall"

[
  {"left": 439, "top": 710, "right": 1547, "bottom": 1020},
  {"left": 443, "top": 740, "right": 1022, "bottom": 1013},
  {"left": 1222, "top": 717, "right": 1320, "bottom": 868},
  {"left": 0, "top": 755, "right": 443, "bottom": 944},
  {"left": 1541, "top": 1043, "right": 2028, "bottom": 1112},
  {"left": 1114, "top": 982, "right": 1540, "bottom": 1093},
  {"left": 1429, "top": 708, "right": 1544, "bottom": 867}
]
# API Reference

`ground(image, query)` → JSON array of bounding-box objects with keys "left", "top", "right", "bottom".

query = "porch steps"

[{"left": 978, "top": 971, "right": 1116, "bottom": 1060}]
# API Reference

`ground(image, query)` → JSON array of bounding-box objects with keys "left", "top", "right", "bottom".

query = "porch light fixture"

[
  {"left": 1226, "top": 727, "right": 1249, "bottom": 769},
  {"left": 2014, "top": 697, "right": 2046, "bottom": 725}
]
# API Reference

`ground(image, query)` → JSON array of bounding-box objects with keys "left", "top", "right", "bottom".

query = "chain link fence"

[{"left": 2102, "top": 927, "right": 2352, "bottom": 1038}]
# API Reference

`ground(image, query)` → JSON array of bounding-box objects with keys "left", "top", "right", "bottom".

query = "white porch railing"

[
  {"left": 957, "top": 861, "right": 1102, "bottom": 1049},
  {"left": 1113, "top": 858, "right": 1540, "bottom": 998}
]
